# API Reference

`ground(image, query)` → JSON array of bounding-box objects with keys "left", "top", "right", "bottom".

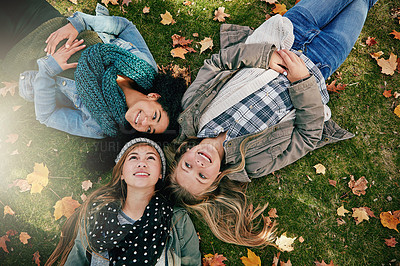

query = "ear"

[
  {"left": 159, "top": 174, "right": 163, "bottom": 180},
  {"left": 146, "top": 93, "right": 161, "bottom": 100}
]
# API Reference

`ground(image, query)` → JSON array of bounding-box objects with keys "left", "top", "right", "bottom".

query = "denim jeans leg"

[{"left": 284, "top": 0, "right": 378, "bottom": 79}]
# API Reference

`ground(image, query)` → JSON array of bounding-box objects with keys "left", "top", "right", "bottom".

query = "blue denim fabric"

[
  {"left": 284, "top": 0, "right": 378, "bottom": 79},
  {"left": 19, "top": 4, "right": 157, "bottom": 139}
]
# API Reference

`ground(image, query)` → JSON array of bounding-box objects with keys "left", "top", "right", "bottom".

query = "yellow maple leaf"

[
  {"left": 394, "top": 105, "right": 400, "bottom": 118},
  {"left": 380, "top": 211, "right": 400, "bottom": 232},
  {"left": 337, "top": 206, "right": 350, "bottom": 217},
  {"left": 313, "top": 163, "right": 326, "bottom": 174},
  {"left": 213, "top": 7, "right": 230, "bottom": 22},
  {"left": 352, "top": 207, "right": 369, "bottom": 225},
  {"left": 54, "top": 196, "right": 81, "bottom": 220},
  {"left": 240, "top": 249, "right": 261, "bottom": 266},
  {"left": 370, "top": 51, "right": 384, "bottom": 60},
  {"left": 199, "top": 37, "right": 213, "bottom": 54},
  {"left": 26, "top": 163, "right": 49, "bottom": 194},
  {"left": 4, "top": 206, "right": 15, "bottom": 217},
  {"left": 160, "top": 11, "right": 176, "bottom": 25},
  {"left": 390, "top": 30, "right": 400, "bottom": 40},
  {"left": 275, "top": 233, "right": 296, "bottom": 252},
  {"left": 272, "top": 3, "right": 287, "bottom": 15},
  {"left": 19, "top": 232, "right": 31, "bottom": 244},
  {"left": 171, "top": 47, "right": 188, "bottom": 59},
  {"left": 376, "top": 53, "right": 398, "bottom": 75}
]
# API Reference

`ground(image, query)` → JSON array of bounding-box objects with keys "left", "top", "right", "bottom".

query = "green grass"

[{"left": 1, "top": 0, "right": 399, "bottom": 265}]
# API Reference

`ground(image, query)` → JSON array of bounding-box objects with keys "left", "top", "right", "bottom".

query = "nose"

[
  {"left": 137, "top": 160, "right": 147, "bottom": 168},
  {"left": 196, "top": 159, "right": 204, "bottom": 167}
]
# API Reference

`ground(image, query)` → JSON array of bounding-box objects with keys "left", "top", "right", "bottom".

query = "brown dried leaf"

[
  {"left": 122, "top": 0, "right": 131, "bottom": 7},
  {"left": 326, "top": 80, "right": 347, "bottom": 93},
  {"left": 5, "top": 134, "right": 19, "bottom": 144},
  {"left": 281, "top": 259, "right": 292, "bottom": 266},
  {"left": 202, "top": 253, "right": 227, "bottom": 266},
  {"left": 19, "top": 232, "right": 31, "bottom": 244},
  {"left": 380, "top": 211, "right": 400, "bottom": 232},
  {"left": 298, "top": 236, "right": 304, "bottom": 243},
  {"left": 366, "top": 37, "right": 377, "bottom": 46},
  {"left": 81, "top": 180, "right": 93, "bottom": 191},
  {"left": 337, "top": 218, "right": 346, "bottom": 225},
  {"left": 315, "top": 260, "right": 336, "bottom": 266},
  {"left": 385, "top": 237, "right": 397, "bottom": 247},
  {"left": 143, "top": 6, "right": 150, "bottom": 13},
  {"left": 213, "top": 7, "right": 230, "bottom": 22},
  {"left": 390, "top": 30, "right": 400, "bottom": 40},
  {"left": 268, "top": 208, "right": 278, "bottom": 218},
  {"left": 9, "top": 179, "right": 31, "bottom": 192},
  {"left": 0, "top": 235, "right": 10, "bottom": 253},
  {"left": 383, "top": 89, "right": 393, "bottom": 98},
  {"left": 348, "top": 176, "right": 368, "bottom": 196},
  {"left": 101, "top": 0, "right": 118, "bottom": 7},
  {"left": 0, "top": 81, "right": 18, "bottom": 97},
  {"left": 352, "top": 207, "right": 369, "bottom": 225},
  {"left": 172, "top": 34, "right": 193, "bottom": 47},
  {"left": 376, "top": 53, "right": 398, "bottom": 75},
  {"left": 33, "top": 251, "right": 40, "bottom": 266},
  {"left": 171, "top": 47, "right": 188, "bottom": 59},
  {"left": 272, "top": 252, "right": 280, "bottom": 266},
  {"left": 328, "top": 180, "right": 337, "bottom": 187},
  {"left": 261, "top": 0, "right": 277, "bottom": 4}
]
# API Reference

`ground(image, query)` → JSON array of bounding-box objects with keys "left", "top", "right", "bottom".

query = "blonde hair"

[
  {"left": 165, "top": 136, "right": 277, "bottom": 248},
  {"left": 46, "top": 143, "right": 157, "bottom": 265}
]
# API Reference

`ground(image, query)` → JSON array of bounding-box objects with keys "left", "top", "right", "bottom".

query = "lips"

[
  {"left": 198, "top": 151, "right": 212, "bottom": 163},
  {"left": 134, "top": 171, "right": 150, "bottom": 177}
]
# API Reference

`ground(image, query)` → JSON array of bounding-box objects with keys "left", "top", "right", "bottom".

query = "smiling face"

[
  {"left": 174, "top": 142, "right": 222, "bottom": 195},
  {"left": 125, "top": 96, "right": 170, "bottom": 134},
  {"left": 121, "top": 144, "right": 162, "bottom": 190}
]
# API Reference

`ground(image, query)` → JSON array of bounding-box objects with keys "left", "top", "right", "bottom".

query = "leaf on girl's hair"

[
  {"left": 268, "top": 208, "right": 278, "bottom": 218},
  {"left": 19, "top": 232, "right": 31, "bottom": 244},
  {"left": 380, "top": 211, "right": 400, "bottom": 232},
  {"left": 376, "top": 53, "right": 398, "bottom": 75},
  {"left": 143, "top": 6, "right": 150, "bottom": 14},
  {"left": 202, "top": 253, "right": 227, "bottom": 266},
  {"left": 171, "top": 47, "right": 188, "bottom": 59},
  {"left": 390, "top": 30, "right": 400, "bottom": 40},
  {"left": 370, "top": 51, "right": 384, "bottom": 60},
  {"left": 352, "top": 207, "right": 369, "bottom": 225},
  {"left": 213, "top": 7, "right": 230, "bottom": 22},
  {"left": 53, "top": 196, "right": 81, "bottom": 220},
  {"left": 160, "top": 11, "right": 176, "bottom": 25},
  {"left": 348, "top": 175, "right": 368, "bottom": 196},
  {"left": 383, "top": 89, "right": 393, "bottom": 98},
  {"left": 33, "top": 251, "right": 41, "bottom": 266},
  {"left": 272, "top": 3, "right": 287, "bottom": 15},
  {"left": 240, "top": 249, "right": 261, "bottom": 265},
  {"left": 395, "top": 105, "right": 400, "bottom": 118},
  {"left": 385, "top": 237, "right": 397, "bottom": 247},
  {"left": 275, "top": 233, "right": 296, "bottom": 252},
  {"left": 313, "top": 163, "right": 326, "bottom": 174},
  {"left": 26, "top": 163, "right": 49, "bottom": 194},
  {"left": 81, "top": 180, "right": 93, "bottom": 191},
  {"left": 0, "top": 235, "right": 10, "bottom": 253},
  {"left": 0, "top": 81, "right": 18, "bottom": 97},
  {"left": 337, "top": 206, "right": 350, "bottom": 217},
  {"left": 199, "top": 37, "right": 214, "bottom": 54},
  {"left": 4, "top": 206, "right": 15, "bottom": 217},
  {"left": 365, "top": 37, "right": 377, "bottom": 46},
  {"left": 5, "top": 134, "right": 18, "bottom": 144}
]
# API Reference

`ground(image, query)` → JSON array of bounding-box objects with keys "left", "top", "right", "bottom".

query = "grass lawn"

[{"left": 0, "top": 0, "right": 399, "bottom": 265}]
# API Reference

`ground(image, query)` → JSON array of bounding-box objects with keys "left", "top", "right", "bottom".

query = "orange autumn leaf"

[
  {"left": 6, "top": 230, "right": 17, "bottom": 237},
  {"left": 328, "top": 180, "right": 337, "bottom": 187},
  {"left": 33, "top": 251, "right": 41, "bottom": 266},
  {"left": 394, "top": 105, "right": 400, "bottom": 118},
  {"left": 4, "top": 205, "right": 15, "bottom": 216},
  {"left": 214, "top": 7, "right": 230, "bottom": 22},
  {"left": 272, "top": 3, "right": 287, "bottom": 15},
  {"left": 183, "top": 1, "right": 192, "bottom": 6},
  {"left": 295, "top": 0, "right": 301, "bottom": 3},
  {"left": 143, "top": 6, "right": 150, "bottom": 13},
  {"left": 26, "top": 163, "right": 49, "bottom": 194},
  {"left": 171, "top": 47, "right": 188, "bottom": 59},
  {"left": 19, "top": 232, "right": 31, "bottom": 244},
  {"left": 380, "top": 211, "right": 400, "bottom": 232},
  {"left": 366, "top": 37, "right": 377, "bottom": 46},
  {"left": 54, "top": 196, "right": 81, "bottom": 220},
  {"left": 240, "top": 249, "right": 261, "bottom": 266},
  {"left": 348, "top": 175, "right": 368, "bottom": 196},
  {"left": 172, "top": 34, "right": 193, "bottom": 47},
  {"left": 0, "top": 235, "right": 10, "bottom": 253},
  {"left": 326, "top": 80, "right": 347, "bottom": 93},
  {"left": 376, "top": 53, "right": 398, "bottom": 75},
  {"left": 390, "top": 30, "right": 400, "bottom": 40},
  {"left": 370, "top": 51, "right": 384, "bottom": 60},
  {"left": 202, "top": 253, "right": 227, "bottom": 266},
  {"left": 383, "top": 89, "right": 393, "bottom": 98},
  {"left": 385, "top": 237, "right": 397, "bottom": 247},
  {"left": 160, "top": 11, "right": 176, "bottom": 25}
]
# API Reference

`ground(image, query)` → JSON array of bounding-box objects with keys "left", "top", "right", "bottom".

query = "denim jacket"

[
  {"left": 64, "top": 207, "right": 201, "bottom": 266},
  {"left": 18, "top": 4, "right": 157, "bottom": 139},
  {"left": 176, "top": 24, "right": 354, "bottom": 182}
]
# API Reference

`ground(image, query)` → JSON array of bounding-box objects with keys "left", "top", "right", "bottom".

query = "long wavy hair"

[
  {"left": 45, "top": 143, "right": 162, "bottom": 265},
  {"left": 165, "top": 137, "right": 277, "bottom": 248}
]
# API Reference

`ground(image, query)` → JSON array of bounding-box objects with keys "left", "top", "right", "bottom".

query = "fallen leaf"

[
  {"left": 313, "top": 163, "right": 326, "bottom": 174},
  {"left": 160, "top": 11, "right": 176, "bottom": 25},
  {"left": 366, "top": 37, "right": 377, "bottom": 46},
  {"left": 361, "top": 207, "right": 376, "bottom": 218},
  {"left": 9, "top": 179, "right": 31, "bottom": 192},
  {"left": 202, "top": 253, "right": 227, "bottom": 266},
  {"left": 394, "top": 92, "right": 400, "bottom": 99},
  {"left": 20, "top": 232, "right": 31, "bottom": 244},
  {"left": 68, "top": 0, "right": 77, "bottom": 4},
  {"left": 240, "top": 249, "right": 261, "bottom": 265},
  {"left": 12, "top": 105, "right": 21, "bottom": 111},
  {"left": 383, "top": 89, "right": 393, "bottom": 98},
  {"left": 385, "top": 237, "right": 397, "bottom": 247},
  {"left": 394, "top": 105, "right": 400, "bottom": 118},
  {"left": 193, "top": 33, "right": 199, "bottom": 37},
  {"left": 6, "top": 230, "right": 17, "bottom": 237},
  {"left": 214, "top": 7, "right": 230, "bottom": 22},
  {"left": 10, "top": 149, "right": 19, "bottom": 155},
  {"left": 172, "top": 34, "right": 193, "bottom": 47},
  {"left": 5, "top": 134, "right": 19, "bottom": 144},
  {"left": 0, "top": 235, "right": 10, "bottom": 253},
  {"left": 315, "top": 260, "right": 335, "bottom": 266},
  {"left": 183, "top": 1, "right": 192, "bottom": 5},
  {"left": 171, "top": 47, "right": 188, "bottom": 59},
  {"left": 328, "top": 180, "right": 337, "bottom": 187},
  {"left": 81, "top": 180, "right": 93, "bottom": 191},
  {"left": 348, "top": 175, "right": 368, "bottom": 196},
  {"left": 54, "top": 196, "right": 81, "bottom": 220},
  {"left": 4, "top": 206, "right": 15, "bottom": 216},
  {"left": 275, "top": 233, "right": 296, "bottom": 252},
  {"left": 298, "top": 236, "right": 304, "bottom": 243},
  {"left": 81, "top": 193, "right": 87, "bottom": 202},
  {"left": 281, "top": 259, "right": 292, "bottom": 266},
  {"left": 337, "top": 206, "right": 350, "bottom": 217},
  {"left": 376, "top": 53, "right": 398, "bottom": 75},
  {"left": 337, "top": 218, "right": 346, "bottom": 225},
  {"left": 394, "top": 210, "right": 400, "bottom": 220},
  {"left": 268, "top": 208, "right": 278, "bottom": 218},
  {"left": 390, "top": 30, "right": 400, "bottom": 40},
  {"left": 272, "top": 3, "right": 287, "bottom": 15},
  {"left": 199, "top": 37, "right": 213, "bottom": 54},
  {"left": 261, "top": 0, "right": 277, "bottom": 4},
  {"left": 26, "top": 140, "right": 32, "bottom": 147},
  {"left": 380, "top": 211, "right": 400, "bottom": 232},
  {"left": 122, "top": 0, "right": 131, "bottom": 6},
  {"left": 0, "top": 81, "right": 18, "bottom": 97},
  {"left": 143, "top": 6, "right": 150, "bottom": 13},
  {"left": 101, "top": 0, "right": 118, "bottom": 6},
  {"left": 326, "top": 80, "right": 347, "bottom": 93},
  {"left": 272, "top": 252, "right": 280, "bottom": 266},
  {"left": 33, "top": 251, "right": 40, "bottom": 266},
  {"left": 352, "top": 207, "right": 369, "bottom": 225},
  {"left": 370, "top": 51, "right": 384, "bottom": 60},
  {"left": 265, "top": 216, "right": 273, "bottom": 227},
  {"left": 26, "top": 163, "right": 49, "bottom": 194},
  {"left": 265, "top": 14, "right": 272, "bottom": 20}
]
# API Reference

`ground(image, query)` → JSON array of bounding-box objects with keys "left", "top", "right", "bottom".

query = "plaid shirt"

[{"left": 197, "top": 51, "right": 329, "bottom": 141}]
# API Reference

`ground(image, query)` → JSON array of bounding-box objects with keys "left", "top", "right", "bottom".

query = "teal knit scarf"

[{"left": 75, "top": 43, "right": 157, "bottom": 137}]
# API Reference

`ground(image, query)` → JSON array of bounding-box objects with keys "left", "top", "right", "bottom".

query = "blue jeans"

[{"left": 284, "top": 0, "right": 378, "bottom": 79}]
